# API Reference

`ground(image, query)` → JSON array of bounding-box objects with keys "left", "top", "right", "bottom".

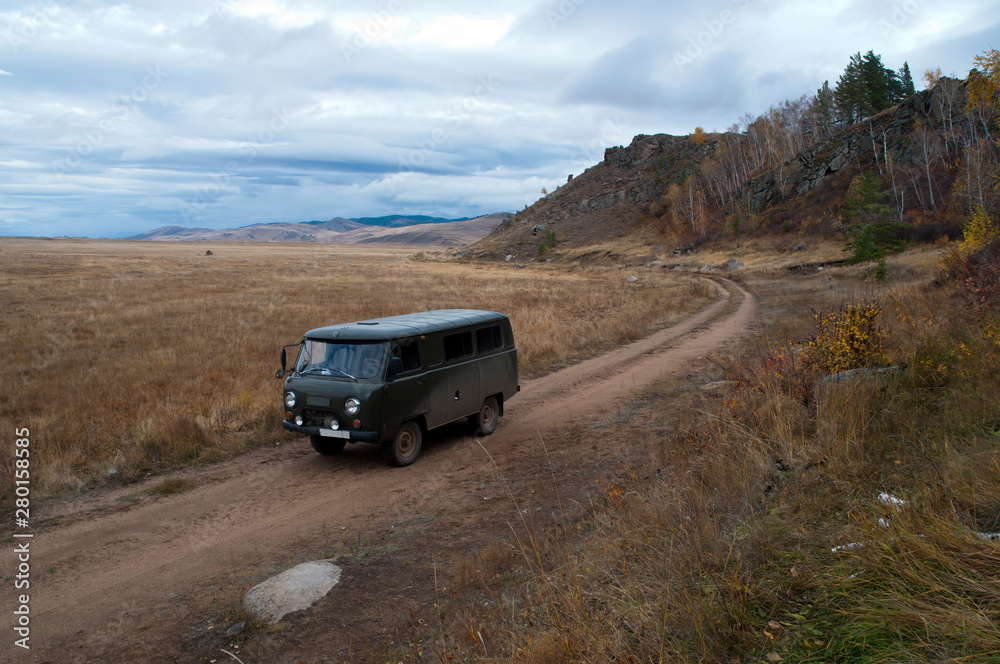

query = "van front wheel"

[
  {"left": 471, "top": 396, "right": 499, "bottom": 436},
  {"left": 311, "top": 435, "right": 346, "bottom": 455},
  {"left": 383, "top": 421, "right": 422, "bottom": 466}
]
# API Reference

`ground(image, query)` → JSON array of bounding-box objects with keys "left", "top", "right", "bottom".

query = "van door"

[
  {"left": 382, "top": 338, "right": 428, "bottom": 441},
  {"left": 441, "top": 330, "right": 481, "bottom": 423}
]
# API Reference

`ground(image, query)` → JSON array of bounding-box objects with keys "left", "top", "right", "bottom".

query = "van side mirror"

[
  {"left": 280, "top": 348, "right": 287, "bottom": 371},
  {"left": 387, "top": 357, "right": 404, "bottom": 381}
]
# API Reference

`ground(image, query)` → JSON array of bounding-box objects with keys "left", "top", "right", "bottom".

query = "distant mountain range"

[{"left": 130, "top": 213, "right": 508, "bottom": 247}]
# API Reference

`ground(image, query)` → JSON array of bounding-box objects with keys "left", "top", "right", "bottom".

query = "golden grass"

[
  {"left": 0, "top": 239, "right": 714, "bottom": 498},
  {"left": 434, "top": 245, "right": 1000, "bottom": 663}
]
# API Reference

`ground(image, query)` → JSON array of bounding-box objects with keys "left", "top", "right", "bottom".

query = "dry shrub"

[{"left": 805, "top": 301, "right": 889, "bottom": 375}]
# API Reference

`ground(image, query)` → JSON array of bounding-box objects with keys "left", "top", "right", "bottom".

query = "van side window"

[
  {"left": 443, "top": 330, "right": 474, "bottom": 361},
  {"left": 475, "top": 325, "right": 503, "bottom": 353},
  {"left": 393, "top": 338, "right": 420, "bottom": 373}
]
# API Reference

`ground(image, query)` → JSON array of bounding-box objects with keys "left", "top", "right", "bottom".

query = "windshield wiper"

[
  {"left": 330, "top": 368, "right": 357, "bottom": 381},
  {"left": 300, "top": 367, "right": 357, "bottom": 381}
]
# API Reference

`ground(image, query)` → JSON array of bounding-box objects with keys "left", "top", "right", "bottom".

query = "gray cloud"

[{"left": 0, "top": 0, "right": 996, "bottom": 237}]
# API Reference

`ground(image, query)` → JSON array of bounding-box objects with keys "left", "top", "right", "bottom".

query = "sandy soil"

[{"left": 5, "top": 278, "right": 756, "bottom": 663}]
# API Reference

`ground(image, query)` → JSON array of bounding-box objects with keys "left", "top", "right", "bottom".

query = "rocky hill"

[{"left": 474, "top": 77, "right": 976, "bottom": 261}]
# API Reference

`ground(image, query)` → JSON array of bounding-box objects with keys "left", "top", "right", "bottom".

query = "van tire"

[
  {"left": 471, "top": 396, "right": 499, "bottom": 436},
  {"left": 383, "top": 421, "right": 422, "bottom": 466},
  {"left": 311, "top": 435, "right": 347, "bottom": 455}
]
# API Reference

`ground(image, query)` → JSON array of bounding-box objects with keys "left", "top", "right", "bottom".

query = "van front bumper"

[{"left": 282, "top": 420, "right": 380, "bottom": 443}]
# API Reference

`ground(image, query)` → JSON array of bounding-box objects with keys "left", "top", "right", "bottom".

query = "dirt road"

[{"left": 8, "top": 279, "right": 755, "bottom": 663}]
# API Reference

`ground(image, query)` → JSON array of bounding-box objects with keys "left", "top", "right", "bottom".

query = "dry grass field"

[
  {"left": 0, "top": 239, "right": 715, "bottom": 499},
  {"left": 430, "top": 243, "right": 1000, "bottom": 663}
]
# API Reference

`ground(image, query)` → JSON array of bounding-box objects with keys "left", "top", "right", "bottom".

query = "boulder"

[
  {"left": 244, "top": 561, "right": 343, "bottom": 623},
  {"left": 726, "top": 258, "right": 745, "bottom": 271}
]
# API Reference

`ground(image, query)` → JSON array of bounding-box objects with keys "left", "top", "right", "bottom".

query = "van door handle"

[
  {"left": 418, "top": 377, "right": 426, "bottom": 384},
  {"left": 454, "top": 391, "right": 460, "bottom": 401}
]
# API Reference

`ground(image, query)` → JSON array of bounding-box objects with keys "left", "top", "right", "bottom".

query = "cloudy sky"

[{"left": 1, "top": 0, "right": 996, "bottom": 238}]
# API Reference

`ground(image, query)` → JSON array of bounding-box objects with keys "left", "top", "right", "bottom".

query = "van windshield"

[{"left": 294, "top": 340, "right": 387, "bottom": 380}]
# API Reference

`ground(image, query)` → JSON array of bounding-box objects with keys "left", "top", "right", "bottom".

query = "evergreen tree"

[
  {"left": 813, "top": 80, "right": 836, "bottom": 137},
  {"left": 834, "top": 52, "right": 867, "bottom": 123},
  {"left": 861, "top": 50, "right": 894, "bottom": 113},
  {"left": 845, "top": 223, "right": 879, "bottom": 264},
  {"left": 842, "top": 172, "right": 905, "bottom": 263},
  {"left": 833, "top": 51, "right": 910, "bottom": 123},
  {"left": 897, "top": 62, "right": 916, "bottom": 100}
]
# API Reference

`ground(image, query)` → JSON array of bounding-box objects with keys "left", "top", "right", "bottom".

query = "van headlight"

[
  {"left": 345, "top": 397, "right": 360, "bottom": 415},
  {"left": 284, "top": 391, "right": 297, "bottom": 408}
]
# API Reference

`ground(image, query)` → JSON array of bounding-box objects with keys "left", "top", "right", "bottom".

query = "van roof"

[{"left": 305, "top": 309, "right": 508, "bottom": 342}]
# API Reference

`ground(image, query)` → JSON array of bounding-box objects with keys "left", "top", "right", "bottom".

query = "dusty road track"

[{"left": 10, "top": 279, "right": 756, "bottom": 662}]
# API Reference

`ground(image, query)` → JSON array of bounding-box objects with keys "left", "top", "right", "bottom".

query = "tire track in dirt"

[{"left": 11, "top": 279, "right": 755, "bottom": 660}]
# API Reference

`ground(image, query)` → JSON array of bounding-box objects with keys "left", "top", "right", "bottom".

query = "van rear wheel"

[
  {"left": 471, "top": 396, "right": 499, "bottom": 436},
  {"left": 383, "top": 421, "right": 422, "bottom": 466},
  {"left": 311, "top": 435, "right": 347, "bottom": 455}
]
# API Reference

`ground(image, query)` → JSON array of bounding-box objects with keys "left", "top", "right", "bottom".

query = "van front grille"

[{"left": 301, "top": 408, "right": 339, "bottom": 428}]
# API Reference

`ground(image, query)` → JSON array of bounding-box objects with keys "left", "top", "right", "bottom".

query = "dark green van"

[{"left": 278, "top": 309, "right": 519, "bottom": 466}]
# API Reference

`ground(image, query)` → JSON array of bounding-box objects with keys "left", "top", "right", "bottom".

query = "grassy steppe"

[
  {"left": 434, "top": 246, "right": 1000, "bottom": 663},
  {"left": 0, "top": 239, "right": 714, "bottom": 499}
]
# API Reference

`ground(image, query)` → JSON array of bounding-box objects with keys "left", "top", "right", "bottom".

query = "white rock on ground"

[{"left": 243, "top": 560, "right": 342, "bottom": 623}]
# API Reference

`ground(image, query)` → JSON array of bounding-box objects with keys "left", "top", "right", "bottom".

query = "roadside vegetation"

[
  {"left": 434, "top": 211, "right": 1000, "bottom": 662},
  {"left": 0, "top": 240, "right": 714, "bottom": 500}
]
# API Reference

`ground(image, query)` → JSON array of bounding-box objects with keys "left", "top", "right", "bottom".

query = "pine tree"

[
  {"left": 834, "top": 52, "right": 866, "bottom": 123},
  {"left": 861, "top": 50, "right": 893, "bottom": 113},
  {"left": 842, "top": 172, "right": 906, "bottom": 263},
  {"left": 834, "top": 51, "right": 908, "bottom": 123},
  {"left": 897, "top": 62, "right": 916, "bottom": 100},
  {"left": 813, "top": 80, "right": 836, "bottom": 138}
]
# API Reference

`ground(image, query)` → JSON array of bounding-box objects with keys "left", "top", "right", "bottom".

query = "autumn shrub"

[
  {"left": 940, "top": 206, "right": 1000, "bottom": 295},
  {"left": 805, "top": 300, "right": 890, "bottom": 375}
]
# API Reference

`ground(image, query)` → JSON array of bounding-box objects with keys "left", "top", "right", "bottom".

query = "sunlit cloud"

[{"left": 406, "top": 15, "right": 515, "bottom": 49}]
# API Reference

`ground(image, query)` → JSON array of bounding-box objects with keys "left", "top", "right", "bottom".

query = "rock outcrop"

[
  {"left": 474, "top": 78, "right": 969, "bottom": 261},
  {"left": 743, "top": 78, "right": 967, "bottom": 212}
]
